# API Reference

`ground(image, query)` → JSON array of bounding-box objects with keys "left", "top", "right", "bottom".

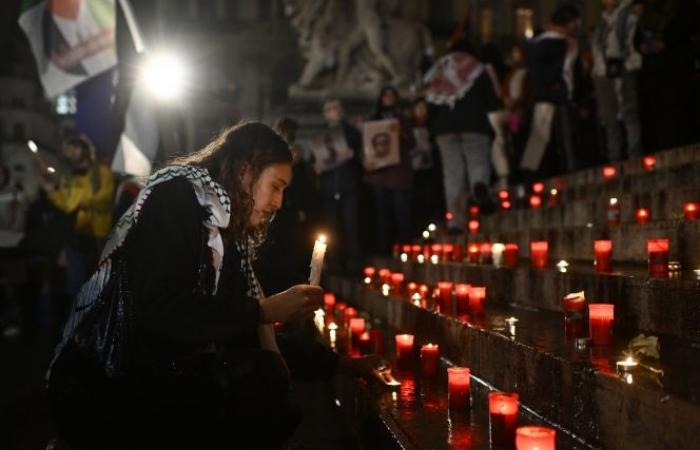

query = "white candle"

[
  {"left": 492, "top": 243, "right": 505, "bottom": 267},
  {"left": 309, "top": 234, "right": 327, "bottom": 285}
]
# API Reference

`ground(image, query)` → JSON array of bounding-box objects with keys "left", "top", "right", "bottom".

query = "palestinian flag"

[{"left": 19, "top": 0, "right": 117, "bottom": 98}]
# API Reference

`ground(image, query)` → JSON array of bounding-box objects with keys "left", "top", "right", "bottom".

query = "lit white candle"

[
  {"left": 309, "top": 234, "right": 327, "bottom": 285},
  {"left": 492, "top": 243, "right": 505, "bottom": 267}
]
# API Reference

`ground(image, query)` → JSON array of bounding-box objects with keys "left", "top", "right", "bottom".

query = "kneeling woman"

[{"left": 48, "top": 122, "right": 378, "bottom": 449}]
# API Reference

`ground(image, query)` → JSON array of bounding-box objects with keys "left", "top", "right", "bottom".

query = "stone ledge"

[
  {"left": 374, "top": 257, "right": 700, "bottom": 345},
  {"left": 327, "top": 275, "right": 700, "bottom": 450}
]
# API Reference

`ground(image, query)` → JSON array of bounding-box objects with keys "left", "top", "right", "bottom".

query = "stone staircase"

[{"left": 322, "top": 143, "right": 700, "bottom": 450}]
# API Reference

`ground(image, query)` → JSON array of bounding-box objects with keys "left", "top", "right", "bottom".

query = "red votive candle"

[
  {"left": 369, "top": 329, "right": 383, "bottom": 355},
  {"left": 635, "top": 207, "right": 651, "bottom": 224},
  {"left": 378, "top": 268, "right": 392, "bottom": 284},
  {"left": 363, "top": 266, "right": 375, "bottom": 279},
  {"left": 344, "top": 307, "right": 358, "bottom": 326},
  {"left": 602, "top": 165, "right": 617, "bottom": 180},
  {"left": 437, "top": 281, "right": 453, "bottom": 313},
  {"left": 468, "top": 219, "right": 480, "bottom": 235},
  {"left": 335, "top": 302, "right": 347, "bottom": 313},
  {"left": 411, "top": 244, "right": 422, "bottom": 259},
  {"left": 442, "top": 243, "right": 454, "bottom": 261},
  {"left": 501, "top": 200, "right": 512, "bottom": 210},
  {"left": 390, "top": 272, "right": 405, "bottom": 291},
  {"left": 563, "top": 291, "right": 586, "bottom": 338},
  {"left": 498, "top": 189, "right": 510, "bottom": 200},
  {"left": 395, "top": 334, "right": 415, "bottom": 369},
  {"left": 504, "top": 243, "right": 519, "bottom": 268},
  {"left": 448, "top": 367, "right": 471, "bottom": 410},
  {"left": 530, "top": 241, "right": 548, "bottom": 269},
  {"left": 452, "top": 243, "right": 463, "bottom": 262},
  {"left": 589, "top": 303, "right": 614, "bottom": 345},
  {"left": 642, "top": 155, "right": 656, "bottom": 172},
  {"left": 358, "top": 331, "right": 372, "bottom": 355},
  {"left": 455, "top": 283, "right": 471, "bottom": 314},
  {"left": 480, "top": 242, "right": 493, "bottom": 264},
  {"left": 349, "top": 317, "right": 365, "bottom": 338},
  {"left": 420, "top": 343, "right": 440, "bottom": 379},
  {"left": 593, "top": 240, "right": 612, "bottom": 273},
  {"left": 401, "top": 244, "right": 412, "bottom": 254},
  {"left": 418, "top": 284, "right": 430, "bottom": 299},
  {"left": 469, "top": 286, "right": 486, "bottom": 313},
  {"left": 647, "top": 238, "right": 669, "bottom": 277},
  {"left": 489, "top": 392, "right": 519, "bottom": 448},
  {"left": 406, "top": 282, "right": 418, "bottom": 297},
  {"left": 684, "top": 202, "right": 700, "bottom": 220},
  {"left": 516, "top": 426, "right": 556, "bottom": 450},
  {"left": 468, "top": 243, "right": 480, "bottom": 263},
  {"left": 529, "top": 195, "right": 542, "bottom": 209},
  {"left": 532, "top": 182, "right": 545, "bottom": 194},
  {"left": 469, "top": 205, "right": 480, "bottom": 218},
  {"left": 323, "top": 292, "right": 336, "bottom": 309},
  {"left": 431, "top": 243, "right": 443, "bottom": 258}
]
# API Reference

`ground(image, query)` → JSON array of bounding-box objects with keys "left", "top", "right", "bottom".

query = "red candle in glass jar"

[
  {"left": 344, "top": 307, "right": 358, "bottom": 325},
  {"left": 363, "top": 266, "right": 376, "bottom": 278},
  {"left": 349, "top": 317, "right": 365, "bottom": 338},
  {"left": 452, "top": 243, "right": 463, "bottom": 262},
  {"left": 395, "top": 334, "right": 415, "bottom": 369},
  {"left": 642, "top": 155, "right": 656, "bottom": 172},
  {"left": 418, "top": 284, "right": 430, "bottom": 299},
  {"left": 468, "top": 243, "right": 480, "bottom": 263},
  {"left": 469, "top": 287, "right": 486, "bottom": 313},
  {"left": 498, "top": 189, "right": 510, "bottom": 200},
  {"left": 323, "top": 292, "right": 336, "bottom": 309},
  {"left": 504, "top": 244, "right": 519, "bottom": 268},
  {"left": 562, "top": 291, "right": 586, "bottom": 313},
  {"left": 684, "top": 202, "right": 700, "bottom": 220},
  {"left": 370, "top": 329, "right": 383, "bottom": 355},
  {"left": 532, "top": 182, "right": 545, "bottom": 194},
  {"left": 516, "top": 426, "right": 556, "bottom": 450},
  {"left": 480, "top": 242, "right": 493, "bottom": 264},
  {"left": 489, "top": 392, "right": 519, "bottom": 448},
  {"left": 530, "top": 241, "right": 548, "bottom": 269},
  {"left": 469, "top": 205, "right": 480, "bottom": 218},
  {"left": 442, "top": 243, "right": 454, "bottom": 261},
  {"left": 602, "top": 165, "right": 617, "bottom": 180},
  {"left": 455, "top": 283, "right": 471, "bottom": 314},
  {"left": 390, "top": 272, "right": 405, "bottom": 291},
  {"left": 406, "top": 282, "right": 418, "bottom": 298},
  {"left": 635, "top": 207, "right": 651, "bottom": 224},
  {"left": 335, "top": 302, "right": 347, "bottom": 313},
  {"left": 593, "top": 240, "right": 612, "bottom": 273},
  {"left": 401, "top": 244, "right": 412, "bottom": 254},
  {"left": 437, "top": 281, "right": 453, "bottom": 313},
  {"left": 378, "top": 268, "right": 392, "bottom": 284},
  {"left": 501, "top": 200, "right": 512, "bottom": 210},
  {"left": 411, "top": 244, "right": 422, "bottom": 259},
  {"left": 445, "top": 211, "right": 454, "bottom": 221},
  {"left": 529, "top": 195, "right": 542, "bottom": 209},
  {"left": 420, "top": 343, "right": 440, "bottom": 379},
  {"left": 647, "top": 238, "right": 669, "bottom": 277},
  {"left": 563, "top": 291, "right": 586, "bottom": 338},
  {"left": 468, "top": 219, "right": 480, "bottom": 235},
  {"left": 447, "top": 367, "right": 471, "bottom": 410},
  {"left": 358, "top": 331, "right": 372, "bottom": 355},
  {"left": 589, "top": 303, "right": 614, "bottom": 345}
]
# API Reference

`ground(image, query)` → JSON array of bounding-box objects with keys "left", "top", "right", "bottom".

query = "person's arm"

[
  {"left": 127, "top": 178, "right": 261, "bottom": 345},
  {"left": 82, "top": 165, "right": 115, "bottom": 210}
]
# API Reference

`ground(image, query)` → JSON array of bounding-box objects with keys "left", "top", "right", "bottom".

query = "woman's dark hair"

[
  {"left": 62, "top": 134, "right": 96, "bottom": 165},
  {"left": 374, "top": 85, "right": 400, "bottom": 117},
  {"left": 171, "top": 121, "right": 292, "bottom": 247},
  {"left": 273, "top": 117, "right": 299, "bottom": 144},
  {"left": 550, "top": 4, "right": 580, "bottom": 27}
]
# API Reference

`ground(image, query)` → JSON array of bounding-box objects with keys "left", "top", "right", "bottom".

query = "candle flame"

[
  {"left": 317, "top": 234, "right": 327, "bottom": 244},
  {"left": 609, "top": 197, "right": 618, "bottom": 206},
  {"left": 428, "top": 223, "right": 437, "bottom": 232}
]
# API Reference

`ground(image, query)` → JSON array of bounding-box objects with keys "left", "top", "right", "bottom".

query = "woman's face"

[
  {"left": 245, "top": 163, "right": 292, "bottom": 227},
  {"left": 381, "top": 89, "right": 397, "bottom": 108}
]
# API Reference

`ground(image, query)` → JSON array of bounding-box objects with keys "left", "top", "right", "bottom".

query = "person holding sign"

[
  {"left": 48, "top": 122, "right": 383, "bottom": 450},
  {"left": 363, "top": 86, "right": 415, "bottom": 256}
]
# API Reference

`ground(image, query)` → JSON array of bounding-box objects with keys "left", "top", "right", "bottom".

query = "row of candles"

[{"left": 394, "top": 237, "right": 674, "bottom": 277}]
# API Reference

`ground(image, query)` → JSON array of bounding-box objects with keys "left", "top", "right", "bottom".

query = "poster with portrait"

[
  {"left": 310, "top": 129, "right": 353, "bottom": 173},
  {"left": 410, "top": 126, "right": 434, "bottom": 170},
  {"left": 362, "top": 118, "right": 400, "bottom": 171}
]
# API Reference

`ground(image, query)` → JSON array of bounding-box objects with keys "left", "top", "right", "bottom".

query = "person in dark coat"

[{"left": 47, "top": 122, "right": 383, "bottom": 450}]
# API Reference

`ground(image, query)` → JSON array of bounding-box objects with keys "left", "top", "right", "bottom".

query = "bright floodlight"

[
  {"left": 140, "top": 52, "right": 186, "bottom": 100},
  {"left": 27, "top": 140, "right": 38, "bottom": 153}
]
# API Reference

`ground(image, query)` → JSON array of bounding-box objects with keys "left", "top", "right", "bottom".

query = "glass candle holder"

[
  {"left": 532, "top": 182, "right": 545, "bottom": 194},
  {"left": 395, "top": 334, "right": 415, "bottom": 370},
  {"left": 447, "top": 367, "right": 471, "bottom": 410},
  {"left": 378, "top": 268, "right": 392, "bottom": 284},
  {"left": 529, "top": 195, "right": 542, "bottom": 209},
  {"left": 437, "top": 281, "right": 453, "bottom": 314},
  {"left": 480, "top": 243, "right": 493, "bottom": 264},
  {"left": 607, "top": 198, "right": 620, "bottom": 225},
  {"left": 594, "top": 240, "right": 612, "bottom": 273},
  {"left": 420, "top": 343, "right": 440, "bottom": 379},
  {"left": 489, "top": 392, "right": 519, "bottom": 448},
  {"left": 323, "top": 292, "right": 336, "bottom": 310},
  {"left": 469, "top": 205, "right": 480, "bottom": 218},
  {"left": 530, "top": 241, "right": 548, "bottom": 269},
  {"left": 455, "top": 283, "right": 470, "bottom": 314},
  {"left": 344, "top": 307, "right": 358, "bottom": 326},
  {"left": 442, "top": 243, "right": 454, "bottom": 261},
  {"left": 642, "top": 155, "right": 656, "bottom": 172},
  {"left": 635, "top": 207, "right": 650, "bottom": 224},
  {"left": 498, "top": 189, "right": 510, "bottom": 200},
  {"left": 602, "top": 165, "right": 617, "bottom": 180},
  {"left": 501, "top": 200, "right": 512, "bottom": 210},
  {"left": 358, "top": 331, "right": 372, "bottom": 355},
  {"left": 468, "top": 219, "right": 480, "bottom": 235},
  {"left": 349, "top": 317, "right": 365, "bottom": 339},
  {"left": 589, "top": 303, "right": 614, "bottom": 345},
  {"left": 516, "top": 426, "right": 556, "bottom": 450},
  {"left": 684, "top": 202, "right": 700, "bottom": 220},
  {"left": 562, "top": 291, "right": 586, "bottom": 338},
  {"left": 468, "top": 243, "right": 480, "bottom": 263},
  {"left": 410, "top": 244, "right": 422, "bottom": 260},
  {"left": 504, "top": 243, "right": 519, "bottom": 268},
  {"left": 390, "top": 272, "right": 405, "bottom": 292},
  {"left": 469, "top": 286, "right": 486, "bottom": 313},
  {"left": 647, "top": 239, "right": 669, "bottom": 277},
  {"left": 492, "top": 243, "right": 505, "bottom": 267}
]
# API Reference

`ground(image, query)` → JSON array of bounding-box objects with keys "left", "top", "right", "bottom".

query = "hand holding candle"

[{"left": 309, "top": 234, "right": 327, "bottom": 285}]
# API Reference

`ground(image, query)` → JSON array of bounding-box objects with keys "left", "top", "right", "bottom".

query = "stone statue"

[{"left": 284, "top": 0, "right": 433, "bottom": 96}]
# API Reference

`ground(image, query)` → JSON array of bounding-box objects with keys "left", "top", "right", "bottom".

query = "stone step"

[
  {"left": 373, "top": 257, "right": 700, "bottom": 346},
  {"left": 326, "top": 275, "right": 700, "bottom": 450},
  {"left": 480, "top": 185, "right": 700, "bottom": 233},
  {"left": 457, "top": 219, "right": 700, "bottom": 268}
]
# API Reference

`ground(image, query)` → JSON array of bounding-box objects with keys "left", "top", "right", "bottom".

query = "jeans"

[
  {"left": 371, "top": 186, "right": 412, "bottom": 255},
  {"left": 436, "top": 132, "right": 491, "bottom": 229},
  {"left": 594, "top": 72, "right": 642, "bottom": 161}
]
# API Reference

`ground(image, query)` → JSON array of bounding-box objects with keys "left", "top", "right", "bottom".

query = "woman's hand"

[
  {"left": 259, "top": 284, "right": 323, "bottom": 323},
  {"left": 337, "top": 354, "right": 392, "bottom": 383}
]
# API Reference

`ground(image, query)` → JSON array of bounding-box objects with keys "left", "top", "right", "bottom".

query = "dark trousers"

[{"left": 371, "top": 186, "right": 412, "bottom": 256}]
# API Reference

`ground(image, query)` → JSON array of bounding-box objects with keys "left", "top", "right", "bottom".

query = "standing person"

[
  {"left": 363, "top": 86, "right": 414, "bottom": 256},
  {"left": 636, "top": 0, "right": 700, "bottom": 151},
  {"left": 592, "top": 0, "right": 643, "bottom": 162},
  {"left": 520, "top": 4, "right": 581, "bottom": 179},
  {"left": 47, "top": 122, "right": 383, "bottom": 450},
  {"left": 38, "top": 135, "right": 114, "bottom": 298},
  {"left": 409, "top": 97, "right": 444, "bottom": 232},
  {"left": 501, "top": 44, "right": 531, "bottom": 176},
  {"left": 315, "top": 98, "right": 363, "bottom": 273},
  {"left": 423, "top": 36, "right": 501, "bottom": 232}
]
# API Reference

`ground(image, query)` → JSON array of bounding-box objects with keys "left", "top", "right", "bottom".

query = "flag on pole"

[{"left": 19, "top": 0, "right": 118, "bottom": 98}]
